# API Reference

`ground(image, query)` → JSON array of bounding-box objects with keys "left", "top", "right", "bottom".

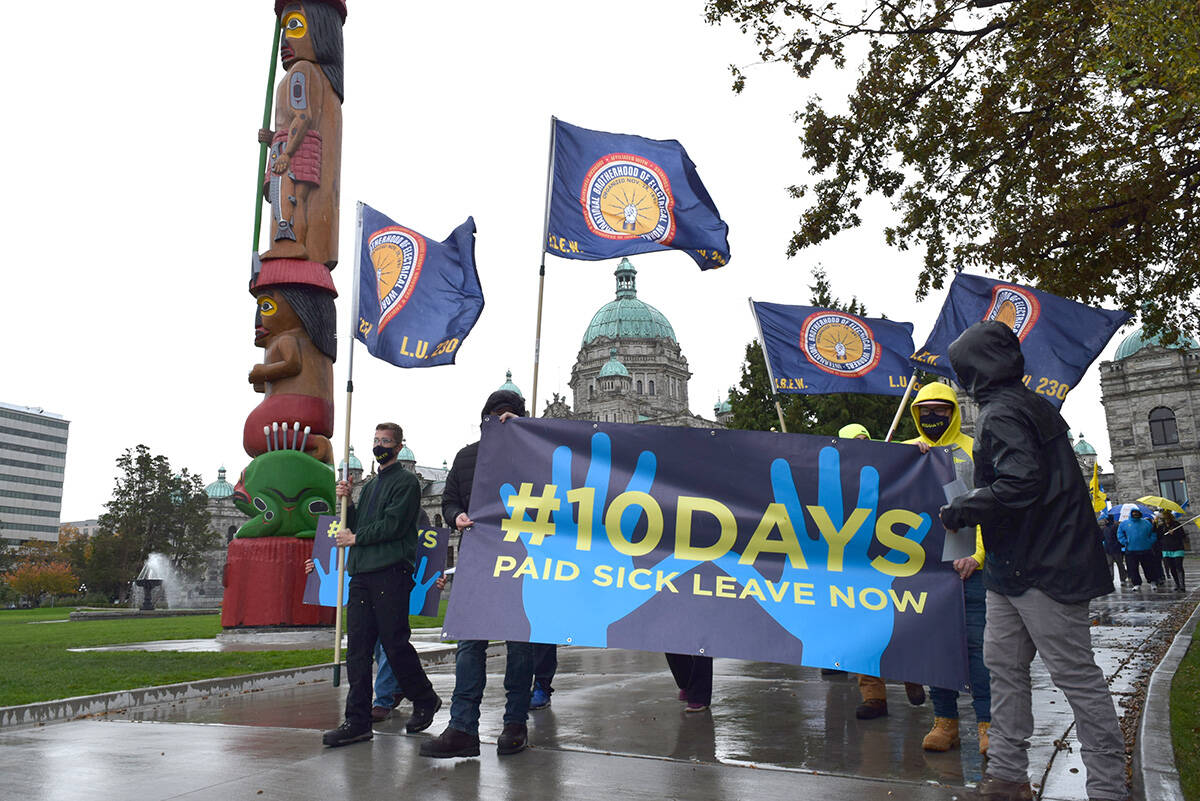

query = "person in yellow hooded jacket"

[{"left": 904, "top": 382, "right": 992, "bottom": 754}]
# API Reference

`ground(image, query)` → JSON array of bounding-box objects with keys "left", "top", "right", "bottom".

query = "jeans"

[
  {"left": 984, "top": 588, "right": 1126, "bottom": 800},
  {"left": 449, "top": 639, "right": 534, "bottom": 736},
  {"left": 930, "top": 571, "right": 991, "bottom": 721},
  {"left": 373, "top": 641, "right": 401, "bottom": 707},
  {"left": 533, "top": 643, "right": 558, "bottom": 691},
  {"left": 344, "top": 564, "right": 435, "bottom": 728}
]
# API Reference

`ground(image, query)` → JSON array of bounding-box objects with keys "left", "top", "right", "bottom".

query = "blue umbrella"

[{"left": 1100, "top": 502, "right": 1156, "bottom": 523}]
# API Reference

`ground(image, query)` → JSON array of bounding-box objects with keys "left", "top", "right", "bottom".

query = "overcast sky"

[{"left": 5, "top": 2, "right": 1131, "bottom": 522}]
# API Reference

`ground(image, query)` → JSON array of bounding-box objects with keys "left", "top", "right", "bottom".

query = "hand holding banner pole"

[
  {"left": 530, "top": 116, "right": 558, "bottom": 418},
  {"left": 884, "top": 373, "right": 918, "bottom": 442},
  {"left": 748, "top": 298, "right": 788, "bottom": 433},
  {"left": 331, "top": 202, "right": 364, "bottom": 687}
]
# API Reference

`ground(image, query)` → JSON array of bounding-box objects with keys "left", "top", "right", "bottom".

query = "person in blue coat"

[{"left": 1117, "top": 509, "right": 1163, "bottom": 589}]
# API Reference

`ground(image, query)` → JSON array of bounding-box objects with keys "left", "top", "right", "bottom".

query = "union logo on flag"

[{"left": 368, "top": 226, "right": 425, "bottom": 332}]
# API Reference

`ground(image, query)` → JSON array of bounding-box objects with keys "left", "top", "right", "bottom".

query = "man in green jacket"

[{"left": 321, "top": 422, "right": 441, "bottom": 747}]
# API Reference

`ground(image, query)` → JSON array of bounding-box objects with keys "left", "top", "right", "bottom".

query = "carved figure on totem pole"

[{"left": 260, "top": 0, "right": 345, "bottom": 267}]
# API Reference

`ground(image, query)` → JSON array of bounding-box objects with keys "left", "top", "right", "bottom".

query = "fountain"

[{"left": 134, "top": 558, "right": 168, "bottom": 610}]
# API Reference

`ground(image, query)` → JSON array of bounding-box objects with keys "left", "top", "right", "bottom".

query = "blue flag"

[
  {"left": 911, "top": 273, "right": 1131, "bottom": 406},
  {"left": 752, "top": 301, "right": 917, "bottom": 396},
  {"left": 546, "top": 119, "right": 730, "bottom": 270},
  {"left": 355, "top": 203, "right": 484, "bottom": 368}
]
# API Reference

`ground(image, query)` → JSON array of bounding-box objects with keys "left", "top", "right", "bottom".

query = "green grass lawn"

[
  {"left": 0, "top": 601, "right": 447, "bottom": 708},
  {"left": 1174, "top": 635, "right": 1200, "bottom": 801}
]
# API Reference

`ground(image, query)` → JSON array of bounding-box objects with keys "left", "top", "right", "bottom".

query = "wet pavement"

[{"left": 1, "top": 562, "right": 1196, "bottom": 801}]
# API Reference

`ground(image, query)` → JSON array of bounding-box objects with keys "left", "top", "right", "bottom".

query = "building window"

[
  {"left": 1157, "top": 467, "right": 1188, "bottom": 505},
  {"left": 226, "top": 525, "right": 237, "bottom": 544},
  {"left": 589, "top": 384, "right": 594, "bottom": 397},
  {"left": 637, "top": 380, "right": 643, "bottom": 394},
  {"left": 1149, "top": 407, "right": 1179, "bottom": 446},
  {"left": 648, "top": 380, "right": 655, "bottom": 396}
]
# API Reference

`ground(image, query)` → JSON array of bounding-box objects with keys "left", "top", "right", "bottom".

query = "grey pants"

[{"left": 984, "top": 589, "right": 1127, "bottom": 800}]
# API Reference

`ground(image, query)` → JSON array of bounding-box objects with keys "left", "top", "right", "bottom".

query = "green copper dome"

[
  {"left": 398, "top": 444, "right": 416, "bottom": 462},
  {"left": 205, "top": 466, "right": 234, "bottom": 499},
  {"left": 338, "top": 446, "right": 363, "bottom": 472},
  {"left": 1114, "top": 326, "right": 1197, "bottom": 360},
  {"left": 498, "top": 370, "right": 524, "bottom": 398},
  {"left": 582, "top": 259, "right": 676, "bottom": 345},
  {"left": 598, "top": 348, "right": 630, "bottom": 378},
  {"left": 1073, "top": 434, "right": 1097, "bottom": 456}
]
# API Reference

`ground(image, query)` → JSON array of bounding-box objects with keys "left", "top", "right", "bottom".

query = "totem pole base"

[{"left": 221, "top": 537, "right": 335, "bottom": 628}]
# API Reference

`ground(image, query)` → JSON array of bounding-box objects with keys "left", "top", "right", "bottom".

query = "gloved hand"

[{"left": 940, "top": 503, "right": 967, "bottom": 532}]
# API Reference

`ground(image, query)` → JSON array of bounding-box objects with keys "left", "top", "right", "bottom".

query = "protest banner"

[{"left": 444, "top": 418, "right": 968, "bottom": 689}]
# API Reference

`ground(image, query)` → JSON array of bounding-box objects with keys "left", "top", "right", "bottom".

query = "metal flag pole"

[
  {"left": 252, "top": 18, "right": 282, "bottom": 257},
  {"left": 530, "top": 116, "right": 558, "bottom": 418},
  {"left": 331, "top": 201, "right": 365, "bottom": 687},
  {"left": 748, "top": 298, "right": 789, "bottom": 433},
  {"left": 884, "top": 372, "right": 919, "bottom": 442}
]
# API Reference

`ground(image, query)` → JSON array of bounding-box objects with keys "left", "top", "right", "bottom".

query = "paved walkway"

[{"left": 1, "top": 564, "right": 1196, "bottom": 801}]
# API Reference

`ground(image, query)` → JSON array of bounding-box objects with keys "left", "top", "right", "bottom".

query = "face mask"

[
  {"left": 918, "top": 413, "right": 950, "bottom": 442},
  {"left": 373, "top": 444, "right": 398, "bottom": 463}
]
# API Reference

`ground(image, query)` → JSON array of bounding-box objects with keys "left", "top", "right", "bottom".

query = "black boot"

[
  {"left": 855, "top": 699, "right": 888, "bottom": 719},
  {"left": 419, "top": 725, "right": 481, "bottom": 758},
  {"left": 321, "top": 720, "right": 373, "bottom": 747},
  {"left": 497, "top": 722, "right": 528, "bottom": 755},
  {"left": 406, "top": 694, "right": 442, "bottom": 733}
]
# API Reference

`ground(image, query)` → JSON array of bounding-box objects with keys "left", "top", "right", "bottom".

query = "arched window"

[
  {"left": 648, "top": 380, "right": 655, "bottom": 396},
  {"left": 1150, "top": 407, "right": 1179, "bottom": 446},
  {"left": 589, "top": 384, "right": 594, "bottom": 397},
  {"left": 226, "top": 525, "right": 237, "bottom": 544},
  {"left": 637, "top": 380, "right": 643, "bottom": 394}
]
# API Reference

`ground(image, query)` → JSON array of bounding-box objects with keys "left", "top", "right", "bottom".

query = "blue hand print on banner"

[
  {"left": 409, "top": 555, "right": 441, "bottom": 615},
  {"left": 499, "top": 432, "right": 690, "bottom": 647},
  {"left": 312, "top": 554, "right": 348, "bottom": 607},
  {"left": 713, "top": 446, "right": 930, "bottom": 675}
]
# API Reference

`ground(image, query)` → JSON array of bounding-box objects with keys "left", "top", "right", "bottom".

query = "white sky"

[{"left": 5, "top": 2, "right": 1130, "bottom": 522}]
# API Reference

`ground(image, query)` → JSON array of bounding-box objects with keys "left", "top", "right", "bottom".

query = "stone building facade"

[
  {"left": 1099, "top": 327, "right": 1200, "bottom": 506},
  {"left": 547, "top": 258, "right": 723, "bottom": 429}
]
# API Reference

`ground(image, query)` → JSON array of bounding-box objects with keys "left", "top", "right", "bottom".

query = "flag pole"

[
  {"left": 748, "top": 299, "right": 788, "bottom": 433},
  {"left": 331, "top": 202, "right": 364, "bottom": 687},
  {"left": 884, "top": 372, "right": 918, "bottom": 442},
  {"left": 530, "top": 116, "right": 558, "bottom": 418},
  {"left": 252, "top": 18, "right": 282, "bottom": 255}
]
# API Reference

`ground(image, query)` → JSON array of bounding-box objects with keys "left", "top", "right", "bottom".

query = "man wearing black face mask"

[{"left": 321, "top": 422, "right": 442, "bottom": 747}]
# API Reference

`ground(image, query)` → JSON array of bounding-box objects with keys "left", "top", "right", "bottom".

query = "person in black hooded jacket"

[{"left": 940, "top": 321, "right": 1127, "bottom": 801}]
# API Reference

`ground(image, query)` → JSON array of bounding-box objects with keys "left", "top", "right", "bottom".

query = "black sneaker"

[
  {"left": 855, "top": 699, "right": 888, "bottom": 719},
  {"left": 497, "top": 722, "right": 528, "bottom": 755},
  {"left": 321, "top": 721, "right": 373, "bottom": 747},
  {"left": 406, "top": 695, "right": 442, "bottom": 733},
  {"left": 905, "top": 682, "right": 927, "bottom": 706},
  {"left": 419, "top": 725, "right": 481, "bottom": 758}
]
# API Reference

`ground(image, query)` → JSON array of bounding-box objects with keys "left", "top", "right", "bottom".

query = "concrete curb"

[
  {"left": 0, "top": 640, "right": 501, "bottom": 731},
  {"left": 1135, "top": 595, "right": 1200, "bottom": 801}
]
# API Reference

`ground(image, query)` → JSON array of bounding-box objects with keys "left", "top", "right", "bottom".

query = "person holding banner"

[
  {"left": 939, "top": 322, "right": 1126, "bottom": 801},
  {"left": 903, "top": 384, "right": 992, "bottom": 755},
  {"left": 421, "top": 389, "right": 536, "bottom": 759},
  {"left": 321, "top": 423, "right": 442, "bottom": 747}
]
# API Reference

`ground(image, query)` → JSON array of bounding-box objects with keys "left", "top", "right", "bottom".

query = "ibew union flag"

[
  {"left": 752, "top": 301, "right": 916, "bottom": 396},
  {"left": 911, "top": 273, "right": 1131, "bottom": 407},
  {"left": 355, "top": 203, "right": 484, "bottom": 368},
  {"left": 546, "top": 118, "right": 730, "bottom": 270}
]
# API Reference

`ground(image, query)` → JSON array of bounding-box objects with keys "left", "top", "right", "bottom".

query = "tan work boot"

[
  {"left": 922, "top": 716, "right": 960, "bottom": 751},
  {"left": 978, "top": 721, "right": 991, "bottom": 755}
]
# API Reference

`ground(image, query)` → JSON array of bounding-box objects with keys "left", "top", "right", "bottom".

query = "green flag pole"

[{"left": 252, "top": 19, "right": 282, "bottom": 256}]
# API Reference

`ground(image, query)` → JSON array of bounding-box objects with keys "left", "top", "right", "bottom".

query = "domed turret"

[
  {"left": 498, "top": 369, "right": 524, "bottom": 398},
  {"left": 1073, "top": 434, "right": 1097, "bottom": 456},
  {"left": 205, "top": 466, "right": 234, "bottom": 499},
  {"left": 1114, "top": 326, "right": 1198, "bottom": 361},
  {"left": 582, "top": 259, "right": 677, "bottom": 345},
  {"left": 598, "top": 348, "right": 630, "bottom": 378}
]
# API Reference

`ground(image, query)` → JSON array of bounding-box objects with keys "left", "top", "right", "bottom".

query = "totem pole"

[{"left": 222, "top": 0, "right": 346, "bottom": 628}]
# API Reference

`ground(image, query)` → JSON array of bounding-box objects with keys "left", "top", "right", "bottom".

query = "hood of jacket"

[
  {"left": 907, "top": 382, "right": 965, "bottom": 447},
  {"left": 948, "top": 321, "right": 1025, "bottom": 401},
  {"left": 837, "top": 423, "right": 872, "bottom": 440}
]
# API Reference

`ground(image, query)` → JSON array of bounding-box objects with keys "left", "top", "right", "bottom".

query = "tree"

[
  {"left": 97, "top": 445, "right": 216, "bottom": 594},
  {"left": 728, "top": 269, "right": 922, "bottom": 439},
  {"left": 5, "top": 561, "right": 77, "bottom": 605},
  {"left": 706, "top": 0, "right": 1200, "bottom": 340}
]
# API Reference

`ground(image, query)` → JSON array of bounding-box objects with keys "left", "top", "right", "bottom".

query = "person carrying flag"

[{"left": 904, "top": 383, "right": 992, "bottom": 755}]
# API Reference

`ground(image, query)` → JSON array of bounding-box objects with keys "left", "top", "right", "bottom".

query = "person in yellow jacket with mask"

[{"left": 905, "top": 382, "right": 992, "bottom": 754}]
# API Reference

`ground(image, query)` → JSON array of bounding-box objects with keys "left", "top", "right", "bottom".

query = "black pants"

[
  {"left": 1163, "top": 556, "right": 1186, "bottom": 589},
  {"left": 345, "top": 564, "right": 435, "bottom": 727},
  {"left": 1125, "top": 551, "right": 1163, "bottom": 586},
  {"left": 533, "top": 643, "right": 557, "bottom": 690},
  {"left": 666, "top": 653, "right": 713, "bottom": 705}
]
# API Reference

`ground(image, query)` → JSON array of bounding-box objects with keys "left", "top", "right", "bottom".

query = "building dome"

[
  {"left": 714, "top": 398, "right": 732, "bottom": 416},
  {"left": 498, "top": 370, "right": 524, "bottom": 398},
  {"left": 338, "top": 446, "right": 363, "bottom": 473},
  {"left": 1073, "top": 434, "right": 1097, "bottom": 456},
  {"left": 598, "top": 348, "right": 630, "bottom": 378},
  {"left": 1113, "top": 326, "right": 1198, "bottom": 361},
  {"left": 398, "top": 444, "right": 416, "bottom": 462},
  {"left": 582, "top": 259, "right": 676, "bottom": 345},
  {"left": 205, "top": 466, "right": 234, "bottom": 499}
]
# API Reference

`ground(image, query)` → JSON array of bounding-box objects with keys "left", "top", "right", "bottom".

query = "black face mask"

[
  {"left": 918, "top": 412, "right": 951, "bottom": 442},
  {"left": 373, "top": 444, "right": 398, "bottom": 463}
]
